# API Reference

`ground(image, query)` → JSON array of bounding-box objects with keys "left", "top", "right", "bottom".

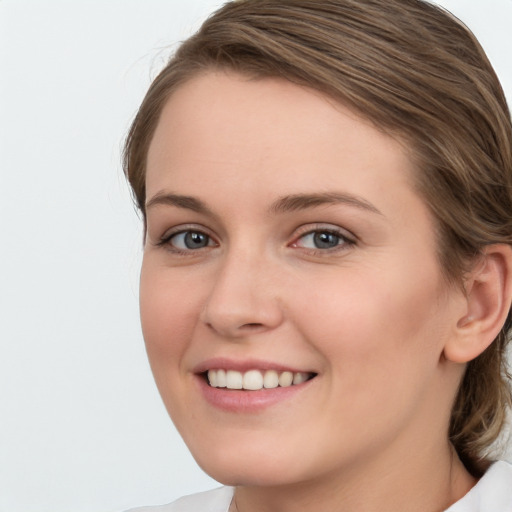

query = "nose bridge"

[{"left": 201, "top": 241, "right": 282, "bottom": 337}]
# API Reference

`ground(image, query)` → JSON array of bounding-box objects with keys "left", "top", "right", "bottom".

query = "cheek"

[
  {"left": 139, "top": 262, "right": 203, "bottom": 374},
  {"left": 291, "top": 259, "right": 449, "bottom": 388},
  {"left": 283, "top": 263, "right": 453, "bottom": 457}
]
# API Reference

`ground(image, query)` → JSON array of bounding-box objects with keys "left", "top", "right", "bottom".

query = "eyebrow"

[
  {"left": 269, "top": 192, "right": 383, "bottom": 216},
  {"left": 145, "top": 192, "right": 213, "bottom": 215},
  {"left": 145, "top": 191, "right": 382, "bottom": 216}
]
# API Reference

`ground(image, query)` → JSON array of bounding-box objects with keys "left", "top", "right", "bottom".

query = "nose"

[{"left": 200, "top": 249, "right": 284, "bottom": 339}]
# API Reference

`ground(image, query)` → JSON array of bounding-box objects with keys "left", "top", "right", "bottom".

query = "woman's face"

[{"left": 141, "top": 72, "right": 465, "bottom": 486}]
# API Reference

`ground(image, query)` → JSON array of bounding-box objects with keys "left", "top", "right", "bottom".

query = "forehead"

[{"left": 146, "top": 71, "right": 416, "bottom": 201}]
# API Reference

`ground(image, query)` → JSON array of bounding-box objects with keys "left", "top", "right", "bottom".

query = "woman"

[{"left": 124, "top": 0, "right": 512, "bottom": 510}]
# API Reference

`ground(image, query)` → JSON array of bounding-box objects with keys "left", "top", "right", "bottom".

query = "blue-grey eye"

[
  {"left": 170, "top": 231, "right": 212, "bottom": 250},
  {"left": 298, "top": 231, "right": 344, "bottom": 249}
]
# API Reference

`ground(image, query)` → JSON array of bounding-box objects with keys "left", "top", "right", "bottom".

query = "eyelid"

[
  {"left": 152, "top": 222, "right": 356, "bottom": 254},
  {"left": 291, "top": 223, "right": 357, "bottom": 244},
  {"left": 155, "top": 224, "right": 218, "bottom": 250},
  {"left": 289, "top": 223, "right": 357, "bottom": 254}
]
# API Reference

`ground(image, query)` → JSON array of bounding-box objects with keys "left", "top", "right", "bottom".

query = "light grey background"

[{"left": 1, "top": 1, "right": 511, "bottom": 511}]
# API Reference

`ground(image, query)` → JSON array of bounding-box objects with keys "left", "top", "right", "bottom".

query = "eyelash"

[
  {"left": 156, "top": 225, "right": 217, "bottom": 255},
  {"left": 155, "top": 225, "right": 356, "bottom": 256},
  {"left": 290, "top": 225, "right": 356, "bottom": 255}
]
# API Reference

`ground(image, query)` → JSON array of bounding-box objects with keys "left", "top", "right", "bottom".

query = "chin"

[
  {"left": 197, "top": 456, "right": 303, "bottom": 487},
  {"left": 186, "top": 437, "right": 312, "bottom": 487}
]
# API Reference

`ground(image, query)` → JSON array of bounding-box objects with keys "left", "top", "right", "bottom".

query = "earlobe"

[{"left": 444, "top": 244, "right": 512, "bottom": 364}]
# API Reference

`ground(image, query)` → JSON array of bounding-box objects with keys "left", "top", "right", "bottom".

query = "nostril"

[
  {"left": 205, "top": 321, "right": 262, "bottom": 331},
  {"left": 241, "top": 323, "right": 264, "bottom": 329}
]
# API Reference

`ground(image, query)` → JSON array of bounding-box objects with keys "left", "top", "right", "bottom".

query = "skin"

[{"left": 141, "top": 71, "right": 479, "bottom": 512}]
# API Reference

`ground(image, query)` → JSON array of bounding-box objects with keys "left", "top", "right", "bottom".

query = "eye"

[
  {"left": 165, "top": 230, "right": 215, "bottom": 251},
  {"left": 292, "top": 228, "right": 355, "bottom": 251},
  {"left": 300, "top": 231, "right": 341, "bottom": 249}
]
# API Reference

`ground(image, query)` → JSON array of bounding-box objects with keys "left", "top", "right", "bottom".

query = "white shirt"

[
  {"left": 444, "top": 461, "right": 512, "bottom": 512},
  {"left": 127, "top": 461, "right": 512, "bottom": 512}
]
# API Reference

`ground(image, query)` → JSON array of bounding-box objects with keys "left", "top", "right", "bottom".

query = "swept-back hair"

[{"left": 124, "top": 0, "right": 512, "bottom": 475}]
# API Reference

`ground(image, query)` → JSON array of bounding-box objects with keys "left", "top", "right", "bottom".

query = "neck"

[{"left": 231, "top": 442, "right": 476, "bottom": 512}]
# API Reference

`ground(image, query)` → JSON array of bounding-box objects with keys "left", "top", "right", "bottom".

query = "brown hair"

[{"left": 123, "top": 0, "right": 512, "bottom": 475}]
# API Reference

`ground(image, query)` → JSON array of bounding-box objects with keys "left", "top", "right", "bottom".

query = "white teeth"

[
  {"left": 226, "top": 370, "right": 243, "bottom": 389},
  {"left": 263, "top": 370, "right": 279, "bottom": 389},
  {"left": 207, "top": 369, "right": 312, "bottom": 390},
  {"left": 243, "top": 370, "right": 263, "bottom": 390},
  {"left": 216, "top": 369, "right": 227, "bottom": 387},
  {"left": 207, "top": 370, "right": 217, "bottom": 387},
  {"left": 293, "top": 372, "right": 308, "bottom": 385},
  {"left": 278, "top": 371, "right": 293, "bottom": 387}
]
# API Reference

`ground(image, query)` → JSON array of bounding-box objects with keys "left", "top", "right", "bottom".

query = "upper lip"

[{"left": 193, "top": 357, "right": 315, "bottom": 375}]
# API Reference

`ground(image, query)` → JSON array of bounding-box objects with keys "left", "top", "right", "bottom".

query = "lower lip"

[{"left": 196, "top": 375, "right": 315, "bottom": 413}]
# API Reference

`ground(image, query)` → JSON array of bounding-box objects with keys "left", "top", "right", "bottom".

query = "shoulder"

[
  {"left": 125, "top": 486, "right": 234, "bottom": 512},
  {"left": 445, "top": 461, "right": 512, "bottom": 512}
]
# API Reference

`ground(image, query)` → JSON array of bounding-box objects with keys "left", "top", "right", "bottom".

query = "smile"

[{"left": 207, "top": 369, "right": 315, "bottom": 390}]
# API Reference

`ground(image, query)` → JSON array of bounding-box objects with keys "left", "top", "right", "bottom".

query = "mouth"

[{"left": 204, "top": 369, "right": 317, "bottom": 391}]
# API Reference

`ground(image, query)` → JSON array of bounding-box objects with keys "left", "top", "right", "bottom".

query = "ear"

[{"left": 443, "top": 244, "right": 512, "bottom": 364}]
